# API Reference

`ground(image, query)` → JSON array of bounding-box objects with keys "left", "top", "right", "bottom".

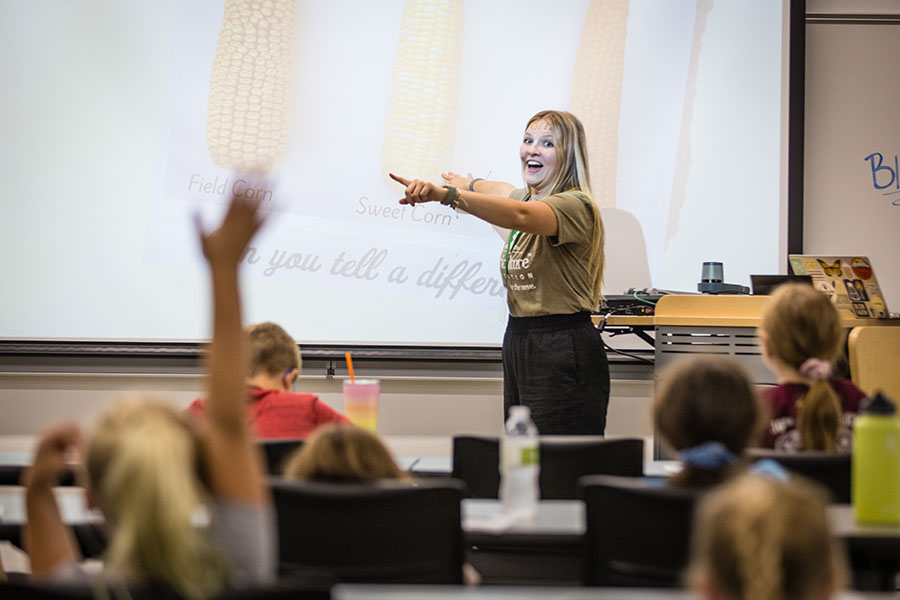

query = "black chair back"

[
  {"left": 579, "top": 474, "right": 701, "bottom": 587},
  {"left": 257, "top": 438, "right": 304, "bottom": 476},
  {"left": 270, "top": 477, "right": 465, "bottom": 584},
  {"left": 747, "top": 448, "right": 851, "bottom": 503},
  {"left": 452, "top": 436, "right": 644, "bottom": 499}
]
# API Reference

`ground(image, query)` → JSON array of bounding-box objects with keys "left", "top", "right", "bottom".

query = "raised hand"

[
  {"left": 441, "top": 171, "right": 473, "bottom": 189},
  {"left": 25, "top": 424, "right": 82, "bottom": 490},
  {"left": 25, "top": 423, "right": 84, "bottom": 577},
  {"left": 196, "top": 185, "right": 267, "bottom": 266}
]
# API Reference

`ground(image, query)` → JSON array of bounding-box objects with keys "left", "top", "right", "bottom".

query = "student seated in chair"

[
  {"left": 187, "top": 321, "right": 349, "bottom": 439},
  {"left": 24, "top": 191, "right": 275, "bottom": 598},
  {"left": 282, "top": 424, "right": 481, "bottom": 585},
  {"left": 283, "top": 424, "right": 407, "bottom": 483},
  {"left": 654, "top": 356, "right": 763, "bottom": 489},
  {"left": 689, "top": 473, "right": 847, "bottom": 600},
  {"left": 757, "top": 283, "right": 865, "bottom": 453}
]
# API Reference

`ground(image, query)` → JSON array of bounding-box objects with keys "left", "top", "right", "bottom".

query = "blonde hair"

[
  {"left": 86, "top": 398, "right": 227, "bottom": 599},
  {"left": 525, "top": 110, "right": 605, "bottom": 305},
  {"left": 283, "top": 424, "right": 408, "bottom": 483},
  {"left": 690, "top": 474, "right": 846, "bottom": 600},
  {"left": 247, "top": 321, "right": 301, "bottom": 377},
  {"left": 654, "top": 356, "right": 761, "bottom": 489},
  {"left": 761, "top": 284, "right": 844, "bottom": 451}
]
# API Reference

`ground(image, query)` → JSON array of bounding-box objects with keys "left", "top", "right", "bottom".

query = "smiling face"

[{"left": 519, "top": 119, "right": 559, "bottom": 197}]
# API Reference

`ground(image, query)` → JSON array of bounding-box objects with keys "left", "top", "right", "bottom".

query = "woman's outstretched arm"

[{"left": 389, "top": 173, "right": 558, "bottom": 236}]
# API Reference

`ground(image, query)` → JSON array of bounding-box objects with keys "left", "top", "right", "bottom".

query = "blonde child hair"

[
  {"left": 760, "top": 284, "right": 845, "bottom": 450},
  {"left": 85, "top": 397, "right": 228, "bottom": 598},
  {"left": 246, "top": 321, "right": 301, "bottom": 377},
  {"left": 689, "top": 473, "right": 846, "bottom": 600},
  {"left": 283, "top": 424, "right": 408, "bottom": 483},
  {"left": 654, "top": 356, "right": 761, "bottom": 488}
]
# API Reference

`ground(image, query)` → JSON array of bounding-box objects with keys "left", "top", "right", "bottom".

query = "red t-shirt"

[
  {"left": 758, "top": 377, "right": 866, "bottom": 452},
  {"left": 186, "top": 386, "right": 350, "bottom": 439}
]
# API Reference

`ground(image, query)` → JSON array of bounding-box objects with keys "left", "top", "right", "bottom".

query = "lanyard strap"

[{"left": 505, "top": 229, "right": 523, "bottom": 277}]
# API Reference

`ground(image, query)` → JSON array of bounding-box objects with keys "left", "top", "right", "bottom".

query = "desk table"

[
  {"left": 333, "top": 584, "right": 894, "bottom": 600},
  {"left": 4, "top": 489, "right": 900, "bottom": 589}
]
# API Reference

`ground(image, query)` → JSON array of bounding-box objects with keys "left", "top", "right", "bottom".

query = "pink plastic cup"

[{"left": 343, "top": 379, "right": 380, "bottom": 432}]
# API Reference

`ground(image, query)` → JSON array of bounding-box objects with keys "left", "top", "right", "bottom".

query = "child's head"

[
  {"left": 283, "top": 424, "right": 408, "bottom": 483},
  {"left": 86, "top": 397, "right": 226, "bottom": 598},
  {"left": 760, "top": 284, "right": 845, "bottom": 450},
  {"left": 247, "top": 321, "right": 302, "bottom": 378},
  {"left": 689, "top": 474, "right": 845, "bottom": 600},
  {"left": 654, "top": 356, "right": 760, "bottom": 487},
  {"left": 760, "top": 283, "right": 843, "bottom": 372}
]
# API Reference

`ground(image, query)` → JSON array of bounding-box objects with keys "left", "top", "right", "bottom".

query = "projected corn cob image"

[
  {"left": 206, "top": 0, "right": 296, "bottom": 173},
  {"left": 570, "top": 0, "right": 630, "bottom": 209},
  {"left": 382, "top": 0, "right": 464, "bottom": 186}
]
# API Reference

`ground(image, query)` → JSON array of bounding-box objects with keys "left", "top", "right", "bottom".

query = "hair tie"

[
  {"left": 749, "top": 459, "right": 790, "bottom": 482},
  {"left": 799, "top": 358, "right": 831, "bottom": 381},
  {"left": 679, "top": 441, "right": 737, "bottom": 469}
]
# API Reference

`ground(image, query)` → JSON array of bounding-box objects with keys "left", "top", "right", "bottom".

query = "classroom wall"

[
  {"left": 0, "top": 367, "right": 656, "bottom": 457},
  {"left": 804, "top": 0, "right": 900, "bottom": 310}
]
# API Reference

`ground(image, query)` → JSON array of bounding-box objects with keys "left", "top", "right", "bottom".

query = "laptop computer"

[
  {"left": 788, "top": 255, "right": 890, "bottom": 319},
  {"left": 750, "top": 274, "right": 812, "bottom": 296}
]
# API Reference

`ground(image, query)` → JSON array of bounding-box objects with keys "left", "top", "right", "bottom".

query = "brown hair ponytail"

[
  {"left": 797, "top": 379, "right": 842, "bottom": 451},
  {"left": 761, "top": 284, "right": 845, "bottom": 451}
]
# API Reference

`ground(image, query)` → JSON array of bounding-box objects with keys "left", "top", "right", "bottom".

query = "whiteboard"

[{"left": 804, "top": 15, "right": 900, "bottom": 313}]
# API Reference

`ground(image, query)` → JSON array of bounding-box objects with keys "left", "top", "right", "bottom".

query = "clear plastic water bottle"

[
  {"left": 500, "top": 405, "right": 540, "bottom": 518},
  {"left": 853, "top": 392, "right": 900, "bottom": 524}
]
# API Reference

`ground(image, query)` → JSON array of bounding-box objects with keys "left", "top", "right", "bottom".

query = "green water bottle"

[{"left": 853, "top": 392, "right": 900, "bottom": 524}]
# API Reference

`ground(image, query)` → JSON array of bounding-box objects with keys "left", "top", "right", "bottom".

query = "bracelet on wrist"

[
  {"left": 468, "top": 178, "right": 484, "bottom": 192},
  {"left": 441, "top": 184, "right": 459, "bottom": 207}
]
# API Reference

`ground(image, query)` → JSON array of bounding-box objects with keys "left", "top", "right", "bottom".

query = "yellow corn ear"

[
  {"left": 206, "top": 0, "right": 296, "bottom": 173},
  {"left": 570, "top": 0, "right": 630, "bottom": 209},
  {"left": 382, "top": 0, "right": 464, "bottom": 186}
]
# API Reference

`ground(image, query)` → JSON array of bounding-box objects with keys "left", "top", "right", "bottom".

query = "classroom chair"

[
  {"left": 747, "top": 448, "right": 851, "bottom": 503},
  {"left": 256, "top": 438, "right": 304, "bottom": 476},
  {"left": 270, "top": 477, "right": 465, "bottom": 584},
  {"left": 452, "top": 436, "right": 644, "bottom": 499},
  {"left": 579, "top": 474, "right": 701, "bottom": 587}
]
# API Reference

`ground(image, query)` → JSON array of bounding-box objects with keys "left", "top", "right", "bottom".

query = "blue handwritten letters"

[{"left": 864, "top": 152, "right": 900, "bottom": 205}]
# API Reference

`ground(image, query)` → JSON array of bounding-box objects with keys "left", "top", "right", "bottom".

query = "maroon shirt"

[
  {"left": 186, "top": 386, "right": 350, "bottom": 439},
  {"left": 759, "top": 377, "right": 866, "bottom": 452}
]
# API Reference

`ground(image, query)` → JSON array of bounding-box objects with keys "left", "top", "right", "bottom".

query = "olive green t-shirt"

[{"left": 503, "top": 188, "right": 599, "bottom": 317}]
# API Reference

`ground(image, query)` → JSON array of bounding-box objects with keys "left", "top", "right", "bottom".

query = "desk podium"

[{"left": 597, "top": 294, "right": 900, "bottom": 388}]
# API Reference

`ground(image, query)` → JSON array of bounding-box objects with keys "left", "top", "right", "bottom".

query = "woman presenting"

[{"left": 390, "top": 110, "right": 609, "bottom": 434}]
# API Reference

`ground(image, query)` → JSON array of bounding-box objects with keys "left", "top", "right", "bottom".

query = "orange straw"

[{"left": 345, "top": 352, "right": 355, "bottom": 382}]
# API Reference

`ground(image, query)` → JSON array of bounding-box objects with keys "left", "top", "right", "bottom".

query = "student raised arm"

[
  {"left": 24, "top": 189, "right": 273, "bottom": 596},
  {"left": 23, "top": 424, "right": 83, "bottom": 578},
  {"left": 195, "top": 189, "right": 268, "bottom": 504}
]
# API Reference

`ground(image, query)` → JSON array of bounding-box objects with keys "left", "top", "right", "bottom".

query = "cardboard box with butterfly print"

[{"left": 788, "top": 255, "right": 890, "bottom": 319}]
